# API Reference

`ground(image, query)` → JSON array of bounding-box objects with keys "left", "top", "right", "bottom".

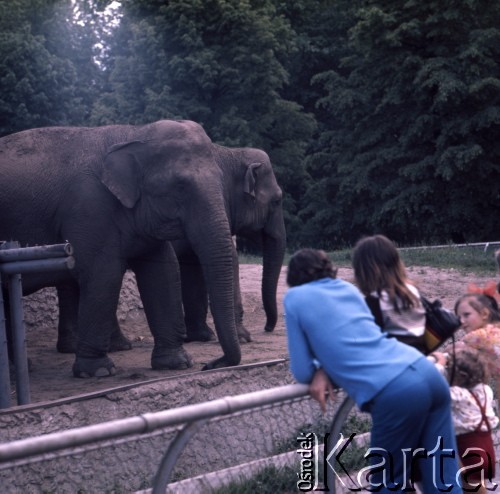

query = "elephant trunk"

[
  {"left": 261, "top": 213, "right": 286, "bottom": 332},
  {"left": 193, "top": 218, "right": 242, "bottom": 368}
]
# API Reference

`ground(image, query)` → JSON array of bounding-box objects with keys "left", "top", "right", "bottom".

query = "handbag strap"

[
  {"left": 447, "top": 336, "right": 456, "bottom": 385},
  {"left": 365, "top": 294, "right": 384, "bottom": 329},
  {"left": 468, "top": 385, "right": 492, "bottom": 433}
]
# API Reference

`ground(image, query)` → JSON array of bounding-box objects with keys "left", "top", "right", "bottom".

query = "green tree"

[
  {"left": 0, "top": 0, "right": 102, "bottom": 136},
  {"left": 278, "top": 0, "right": 358, "bottom": 248},
  {"left": 93, "top": 0, "right": 316, "bottom": 246},
  {"left": 304, "top": 0, "right": 500, "bottom": 246}
]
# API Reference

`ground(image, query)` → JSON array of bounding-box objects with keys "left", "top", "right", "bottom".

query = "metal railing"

[
  {"left": 0, "top": 367, "right": 498, "bottom": 493},
  {"left": 0, "top": 380, "right": 345, "bottom": 493},
  {"left": 0, "top": 241, "right": 75, "bottom": 408}
]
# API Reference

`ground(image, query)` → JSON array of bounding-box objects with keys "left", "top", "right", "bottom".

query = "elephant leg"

[
  {"left": 180, "top": 257, "right": 215, "bottom": 342},
  {"left": 56, "top": 282, "right": 79, "bottom": 353},
  {"left": 130, "top": 242, "right": 192, "bottom": 370},
  {"left": 108, "top": 314, "right": 133, "bottom": 353},
  {"left": 56, "top": 281, "right": 132, "bottom": 353},
  {"left": 72, "top": 258, "right": 126, "bottom": 378},
  {"left": 232, "top": 251, "right": 252, "bottom": 343}
]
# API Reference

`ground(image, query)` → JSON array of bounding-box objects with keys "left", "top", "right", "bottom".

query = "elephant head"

[
  {"left": 214, "top": 145, "right": 286, "bottom": 333},
  {"left": 99, "top": 120, "right": 242, "bottom": 369}
]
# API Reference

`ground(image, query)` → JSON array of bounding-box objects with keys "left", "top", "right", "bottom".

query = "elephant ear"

[
  {"left": 100, "top": 141, "right": 144, "bottom": 208},
  {"left": 243, "top": 162, "right": 262, "bottom": 198}
]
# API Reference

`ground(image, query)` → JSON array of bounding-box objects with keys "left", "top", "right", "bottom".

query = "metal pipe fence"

[
  {"left": 0, "top": 382, "right": 347, "bottom": 493},
  {"left": 0, "top": 241, "right": 75, "bottom": 408},
  {"left": 0, "top": 380, "right": 498, "bottom": 493}
]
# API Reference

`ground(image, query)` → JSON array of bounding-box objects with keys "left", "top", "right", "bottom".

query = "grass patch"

[
  {"left": 213, "top": 465, "right": 299, "bottom": 494},
  {"left": 338, "top": 412, "right": 372, "bottom": 473},
  {"left": 398, "top": 245, "right": 498, "bottom": 273},
  {"left": 341, "top": 412, "right": 371, "bottom": 437},
  {"left": 240, "top": 243, "right": 499, "bottom": 274},
  {"left": 238, "top": 253, "right": 265, "bottom": 264},
  {"left": 327, "top": 244, "right": 498, "bottom": 273},
  {"left": 215, "top": 412, "right": 372, "bottom": 493}
]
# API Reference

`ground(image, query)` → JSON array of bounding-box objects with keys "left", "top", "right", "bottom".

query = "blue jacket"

[{"left": 284, "top": 277, "right": 423, "bottom": 409}]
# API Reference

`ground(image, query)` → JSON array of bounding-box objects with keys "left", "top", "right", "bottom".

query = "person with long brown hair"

[{"left": 352, "top": 234, "right": 427, "bottom": 352}]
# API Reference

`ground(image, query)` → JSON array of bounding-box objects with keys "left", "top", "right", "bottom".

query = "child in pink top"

[{"left": 454, "top": 282, "right": 500, "bottom": 401}]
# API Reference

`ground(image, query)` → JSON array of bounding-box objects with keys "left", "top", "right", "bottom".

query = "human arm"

[
  {"left": 286, "top": 298, "right": 337, "bottom": 412},
  {"left": 427, "top": 351, "right": 448, "bottom": 376},
  {"left": 309, "top": 368, "right": 337, "bottom": 414},
  {"left": 284, "top": 292, "right": 319, "bottom": 384}
]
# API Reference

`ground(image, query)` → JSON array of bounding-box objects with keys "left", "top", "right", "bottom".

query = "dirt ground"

[{"left": 14, "top": 263, "right": 498, "bottom": 406}]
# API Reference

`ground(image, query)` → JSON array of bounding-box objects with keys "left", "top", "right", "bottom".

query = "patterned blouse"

[
  {"left": 449, "top": 383, "right": 499, "bottom": 436},
  {"left": 462, "top": 323, "right": 500, "bottom": 376}
]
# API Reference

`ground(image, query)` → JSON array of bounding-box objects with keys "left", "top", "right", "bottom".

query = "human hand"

[
  {"left": 309, "top": 369, "right": 336, "bottom": 414},
  {"left": 431, "top": 352, "right": 448, "bottom": 366}
]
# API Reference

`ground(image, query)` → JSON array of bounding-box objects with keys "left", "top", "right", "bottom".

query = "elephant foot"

[
  {"left": 72, "top": 356, "right": 116, "bottom": 378},
  {"left": 57, "top": 334, "right": 77, "bottom": 354},
  {"left": 151, "top": 346, "right": 193, "bottom": 370},
  {"left": 184, "top": 324, "right": 216, "bottom": 343},
  {"left": 108, "top": 332, "right": 133, "bottom": 352},
  {"left": 202, "top": 355, "right": 240, "bottom": 371},
  {"left": 237, "top": 324, "right": 252, "bottom": 343}
]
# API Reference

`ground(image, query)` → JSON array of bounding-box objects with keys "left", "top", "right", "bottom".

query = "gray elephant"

[
  {"left": 0, "top": 120, "right": 285, "bottom": 377},
  {"left": 54, "top": 147, "right": 285, "bottom": 351},
  {"left": 175, "top": 146, "right": 286, "bottom": 343},
  {"left": 46, "top": 147, "right": 285, "bottom": 353}
]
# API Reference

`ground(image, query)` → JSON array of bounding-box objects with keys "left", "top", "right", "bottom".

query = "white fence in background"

[{"left": 398, "top": 241, "right": 500, "bottom": 251}]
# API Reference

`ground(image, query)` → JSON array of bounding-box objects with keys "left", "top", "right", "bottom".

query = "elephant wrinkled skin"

[
  {"left": 0, "top": 120, "right": 255, "bottom": 377},
  {"left": 49, "top": 144, "right": 286, "bottom": 364},
  {"left": 175, "top": 145, "right": 286, "bottom": 345}
]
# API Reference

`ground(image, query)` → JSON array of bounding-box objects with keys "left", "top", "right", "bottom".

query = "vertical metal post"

[
  {"left": 8, "top": 272, "right": 30, "bottom": 405},
  {"left": 0, "top": 240, "right": 74, "bottom": 408},
  {"left": 0, "top": 272, "right": 12, "bottom": 408},
  {"left": 152, "top": 419, "right": 208, "bottom": 494}
]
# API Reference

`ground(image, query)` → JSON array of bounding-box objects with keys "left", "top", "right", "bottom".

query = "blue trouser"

[{"left": 366, "top": 357, "right": 461, "bottom": 493}]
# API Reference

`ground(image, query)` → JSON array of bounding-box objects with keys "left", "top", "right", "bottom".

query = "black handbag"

[
  {"left": 421, "top": 296, "right": 461, "bottom": 353},
  {"left": 365, "top": 294, "right": 460, "bottom": 355}
]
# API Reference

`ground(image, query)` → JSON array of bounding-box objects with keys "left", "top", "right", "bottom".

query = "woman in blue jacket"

[{"left": 284, "top": 248, "right": 460, "bottom": 493}]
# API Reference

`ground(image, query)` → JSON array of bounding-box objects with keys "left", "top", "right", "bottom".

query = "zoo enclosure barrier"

[
  {"left": 0, "top": 241, "right": 75, "bottom": 408},
  {"left": 0, "top": 372, "right": 498, "bottom": 493},
  {"left": 0, "top": 380, "right": 359, "bottom": 493}
]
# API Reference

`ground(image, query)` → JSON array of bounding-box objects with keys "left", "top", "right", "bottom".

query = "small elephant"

[
  {"left": 175, "top": 146, "right": 286, "bottom": 344},
  {"left": 0, "top": 120, "right": 249, "bottom": 377}
]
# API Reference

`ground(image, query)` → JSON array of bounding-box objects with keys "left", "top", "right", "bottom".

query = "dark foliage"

[{"left": 1, "top": 0, "right": 498, "bottom": 248}]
